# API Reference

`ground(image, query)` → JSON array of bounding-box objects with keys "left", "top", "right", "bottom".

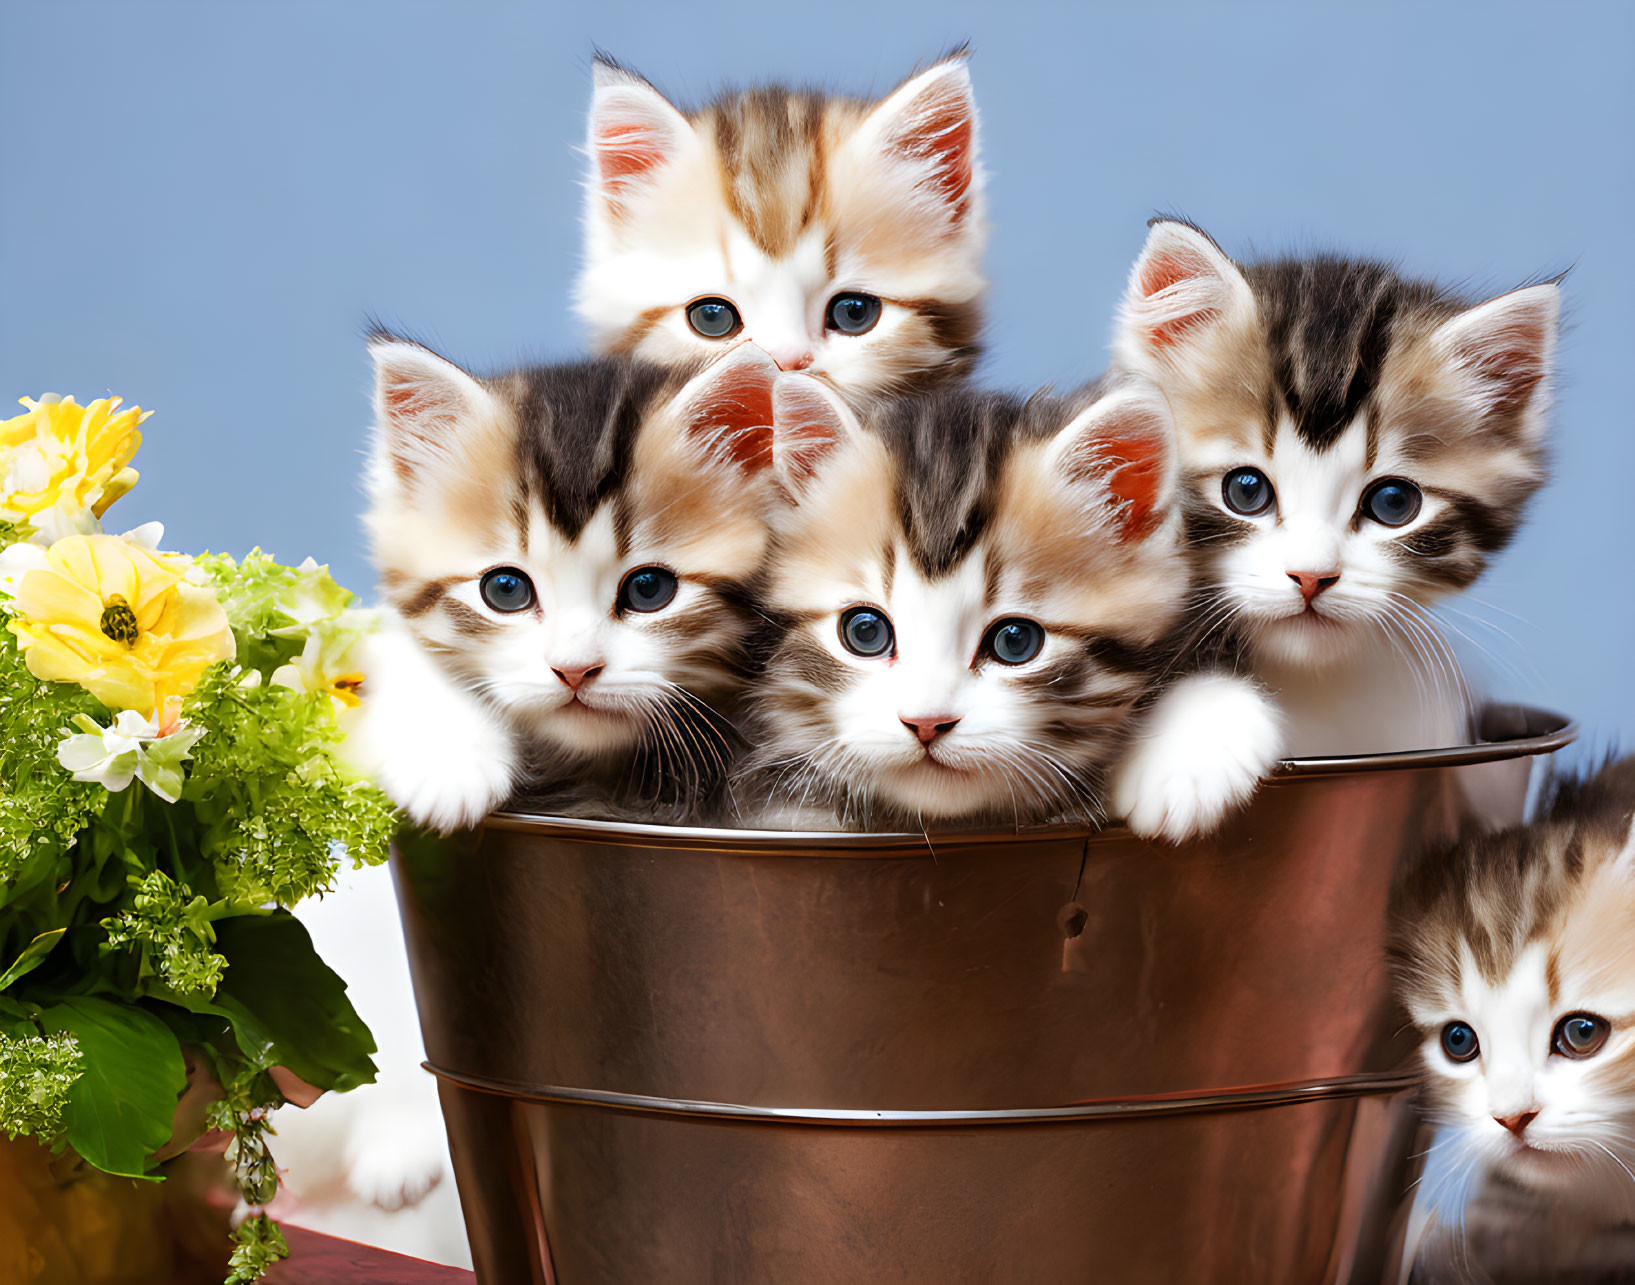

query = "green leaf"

[
  {"left": 0, "top": 928, "right": 66, "bottom": 991},
  {"left": 212, "top": 913, "right": 376, "bottom": 1092},
  {"left": 36, "top": 996, "right": 186, "bottom": 1178}
]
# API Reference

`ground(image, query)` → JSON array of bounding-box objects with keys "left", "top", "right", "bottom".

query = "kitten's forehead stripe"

[
  {"left": 506, "top": 357, "right": 677, "bottom": 541},
  {"left": 704, "top": 87, "right": 829, "bottom": 258},
  {"left": 1244, "top": 257, "right": 1441, "bottom": 452}
]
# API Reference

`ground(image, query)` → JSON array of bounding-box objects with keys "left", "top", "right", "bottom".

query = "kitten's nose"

[
  {"left": 769, "top": 347, "right": 814, "bottom": 372},
  {"left": 552, "top": 664, "right": 603, "bottom": 692},
  {"left": 1287, "top": 571, "right": 1341, "bottom": 604},
  {"left": 1494, "top": 1110, "right": 1538, "bottom": 1138},
  {"left": 901, "top": 714, "right": 961, "bottom": 745}
]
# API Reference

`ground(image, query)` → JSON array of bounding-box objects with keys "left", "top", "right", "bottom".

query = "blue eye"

[
  {"left": 619, "top": 566, "right": 679, "bottom": 614},
  {"left": 479, "top": 567, "right": 534, "bottom": 613},
  {"left": 839, "top": 606, "right": 894, "bottom": 658},
  {"left": 1440, "top": 1021, "right": 1479, "bottom": 1063},
  {"left": 825, "top": 292, "right": 882, "bottom": 336},
  {"left": 1222, "top": 467, "right": 1275, "bottom": 517},
  {"left": 686, "top": 297, "right": 741, "bottom": 340},
  {"left": 1361, "top": 477, "right": 1423, "bottom": 527},
  {"left": 985, "top": 618, "right": 1044, "bottom": 666},
  {"left": 1553, "top": 1012, "right": 1610, "bottom": 1059}
]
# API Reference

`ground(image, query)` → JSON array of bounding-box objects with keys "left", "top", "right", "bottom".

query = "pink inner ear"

[
  {"left": 1064, "top": 408, "right": 1167, "bottom": 541},
  {"left": 693, "top": 368, "right": 775, "bottom": 471},
  {"left": 595, "top": 119, "right": 671, "bottom": 184},
  {"left": 1138, "top": 248, "right": 1218, "bottom": 350},
  {"left": 1460, "top": 320, "right": 1548, "bottom": 413},
  {"left": 888, "top": 87, "right": 975, "bottom": 219}
]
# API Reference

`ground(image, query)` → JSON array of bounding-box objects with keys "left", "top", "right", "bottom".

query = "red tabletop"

[{"left": 267, "top": 1227, "right": 476, "bottom": 1283}]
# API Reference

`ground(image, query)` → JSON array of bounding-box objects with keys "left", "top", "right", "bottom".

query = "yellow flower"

[
  {"left": 6, "top": 533, "right": 235, "bottom": 714},
  {"left": 0, "top": 395, "right": 145, "bottom": 537}
]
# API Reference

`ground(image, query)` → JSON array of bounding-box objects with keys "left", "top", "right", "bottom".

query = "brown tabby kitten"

[
  {"left": 1390, "top": 757, "right": 1635, "bottom": 1277},
  {"left": 1113, "top": 218, "right": 1559, "bottom": 756},
  {"left": 579, "top": 50, "right": 985, "bottom": 392},
  {"left": 350, "top": 336, "right": 781, "bottom": 830},
  {"left": 734, "top": 372, "right": 1207, "bottom": 829}
]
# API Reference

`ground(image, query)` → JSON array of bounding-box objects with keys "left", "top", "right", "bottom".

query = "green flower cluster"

[{"left": 0, "top": 543, "right": 400, "bottom": 1281}]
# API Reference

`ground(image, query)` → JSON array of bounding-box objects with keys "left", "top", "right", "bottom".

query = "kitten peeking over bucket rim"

[
  {"left": 735, "top": 372, "right": 1282, "bottom": 837},
  {"left": 1113, "top": 217, "right": 1560, "bottom": 757}
]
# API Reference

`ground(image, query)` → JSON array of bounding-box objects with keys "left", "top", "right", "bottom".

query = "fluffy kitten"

[
  {"left": 1389, "top": 757, "right": 1635, "bottom": 1272},
  {"left": 348, "top": 335, "right": 781, "bottom": 830},
  {"left": 578, "top": 51, "right": 985, "bottom": 392},
  {"left": 279, "top": 339, "right": 781, "bottom": 1254},
  {"left": 1113, "top": 219, "right": 1559, "bottom": 755},
  {"left": 737, "top": 373, "right": 1280, "bottom": 836}
]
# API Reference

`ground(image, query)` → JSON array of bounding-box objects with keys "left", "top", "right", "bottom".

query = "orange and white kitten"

[
  {"left": 1390, "top": 757, "right": 1635, "bottom": 1277},
  {"left": 578, "top": 51, "right": 985, "bottom": 391}
]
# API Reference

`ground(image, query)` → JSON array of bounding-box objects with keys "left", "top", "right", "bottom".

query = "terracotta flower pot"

[{"left": 392, "top": 704, "right": 1573, "bottom": 1285}]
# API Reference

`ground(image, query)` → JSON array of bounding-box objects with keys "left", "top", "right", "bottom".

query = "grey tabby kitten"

[{"left": 1389, "top": 757, "right": 1635, "bottom": 1280}]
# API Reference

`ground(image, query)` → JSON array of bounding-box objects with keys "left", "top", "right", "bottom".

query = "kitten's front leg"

[
  {"left": 1109, "top": 672, "right": 1285, "bottom": 844},
  {"left": 344, "top": 624, "right": 519, "bottom": 832}
]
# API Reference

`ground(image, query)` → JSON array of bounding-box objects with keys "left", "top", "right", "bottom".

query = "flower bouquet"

[{"left": 0, "top": 393, "right": 398, "bottom": 1281}]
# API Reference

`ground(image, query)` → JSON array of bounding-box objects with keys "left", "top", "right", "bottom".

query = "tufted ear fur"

[
  {"left": 586, "top": 55, "right": 694, "bottom": 219},
  {"left": 1045, "top": 382, "right": 1177, "bottom": 542},
  {"left": 369, "top": 336, "right": 503, "bottom": 496},
  {"left": 769, "top": 373, "right": 861, "bottom": 495},
  {"left": 1430, "top": 282, "right": 1560, "bottom": 431},
  {"left": 841, "top": 53, "right": 981, "bottom": 237},
  {"left": 664, "top": 343, "right": 781, "bottom": 473},
  {"left": 1114, "top": 218, "right": 1255, "bottom": 374}
]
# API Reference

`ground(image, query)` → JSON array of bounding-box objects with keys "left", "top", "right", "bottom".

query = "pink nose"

[
  {"left": 1287, "top": 571, "right": 1340, "bottom": 605},
  {"left": 900, "top": 715, "right": 961, "bottom": 746},
  {"left": 552, "top": 664, "right": 603, "bottom": 692},
  {"left": 1494, "top": 1110, "right": 1538, "bottom": 1138},
  {"left": 770, "top": 348, "right": 814, "bottom": 372}
]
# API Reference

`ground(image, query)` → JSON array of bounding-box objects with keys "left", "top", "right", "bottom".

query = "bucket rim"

[{"left": 469, "top": 701, "right": 1574, "bottom": 851}]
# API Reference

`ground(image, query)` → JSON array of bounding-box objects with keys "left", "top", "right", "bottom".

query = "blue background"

[{"left": 2, "top": 1, "right": 1629, "bottom": 751}]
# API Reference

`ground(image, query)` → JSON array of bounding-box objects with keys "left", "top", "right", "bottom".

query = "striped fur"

[
  {"left": 357, "top": 335, "right": 781, "bottom": 826},
  {"left": 579, "top": 52, "right": 985, "bottom": 393},
  {"left": 736, "top": 375, "right": 1193, "bottom": 829},
  {"left": 1388, "top": 757, "right": 1635, "bottom": 1233},
  {"left": 1114, "top": 218, "right": 1560, "bottom": 754}
]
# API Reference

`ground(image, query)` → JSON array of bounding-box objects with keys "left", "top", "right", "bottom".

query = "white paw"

[
  {"left": 376, "top": 734, "right": 516, "bottom": 833},
  {"left": 345, "top": 625, "right": 518, "bottom": 832},
  {"left": 342, "top": 1110, "right": 449, "bottom": 1212},
  {"left": 1111, "top": 673, "right": 1284, "bottom": 843}
]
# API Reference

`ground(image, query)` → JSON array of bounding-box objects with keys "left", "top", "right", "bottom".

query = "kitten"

[
  {"left": 1112, "top": 218, "right": 1559, "bottom": 755},
  {"left": 347, "top": 334, "right": 782, "bottom": 830},
  {"left": 737, "top": 372, "right": 1280, "bottom": 835},
  {"left": 578, "top": 51, "right": 985, "bottom": 392},
  {"left": 278, "top": 338, "right": 782, "bottom": 1254},
  {"left": 1389, "top": 757, "right": 1635, "bottom": 1273}
]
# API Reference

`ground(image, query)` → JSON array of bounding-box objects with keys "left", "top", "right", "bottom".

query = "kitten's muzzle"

[{"left": 900, "top": 714, "right": 961, "bottom": 746}]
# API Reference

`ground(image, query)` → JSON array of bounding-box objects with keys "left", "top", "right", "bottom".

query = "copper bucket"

[{"left": 392, "top": 704, "right": 1573, "bottom": 1285}]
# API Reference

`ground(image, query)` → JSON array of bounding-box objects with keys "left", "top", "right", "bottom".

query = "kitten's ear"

[
  {"left": 587, "top": 55, "right": 692, "bottom": 216},
  {"left": 848, "top": 52, "right": 981, "bottom": 230},
  {"left": 770, "top": 373, "right": 858, "bottom": 494},
  {"left": 1430, "top": 283, "right": 1560, "bottom": 423},
  {"left": 370, "top": 336, "right": 499, "bottom": 488},
  {"left": 1047, "top": 382, "right": 1177, "bottom": 542},
  {"left": 668, "top": 343, "right": 780, "bottom": 473},
  {"left": 1115, "top": 219, "right": 1253, "bottom": 368}
]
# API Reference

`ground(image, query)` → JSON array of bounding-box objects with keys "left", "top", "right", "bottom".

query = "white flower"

[
  {"left": 58, "top": 707, "right": 205, "bottom": 804},
  {"left": 0, "top": 539, "right": 48, "bottom": 601}
]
